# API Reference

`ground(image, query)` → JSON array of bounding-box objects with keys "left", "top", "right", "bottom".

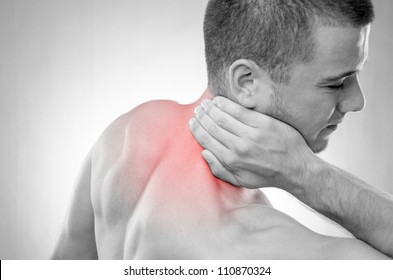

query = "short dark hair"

[{"left": 204, "top": 0, "right": 375, "bottom": 96}]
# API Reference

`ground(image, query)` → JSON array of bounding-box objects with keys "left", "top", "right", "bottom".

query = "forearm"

[{"left": 288, "top": 157, "right": 393, "bottom": 257}]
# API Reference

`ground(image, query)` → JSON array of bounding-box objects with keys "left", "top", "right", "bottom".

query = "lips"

[
  {"left": 326, "top": 119, "right": 342, "bottom": 129},
  {"left": 326, "top": 124, "right": 338, "bottom": 131}
]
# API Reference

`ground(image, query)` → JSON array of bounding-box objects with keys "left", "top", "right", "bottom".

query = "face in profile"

[{"left": 265, "top": 24, "right": 370, "bottom": 153}]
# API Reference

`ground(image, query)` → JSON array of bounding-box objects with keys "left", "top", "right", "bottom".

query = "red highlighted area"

[
  {"left": 90, "top": 89, "right": 372, "bottom": 260},
  {"left": 90, "top": 90, "right": 270, "bottom": 259}
]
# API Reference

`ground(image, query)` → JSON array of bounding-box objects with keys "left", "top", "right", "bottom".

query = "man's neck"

[{"left": 191, "top": 88, "right": 214, "bottom": 109}]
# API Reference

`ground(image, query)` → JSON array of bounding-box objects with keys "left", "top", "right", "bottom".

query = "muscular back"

[
  {"left": 52, "top": 92, "right": 389, "bottom": 260},
  {"left": 90, "top": 98, "right": 272, "bottom": 259}
]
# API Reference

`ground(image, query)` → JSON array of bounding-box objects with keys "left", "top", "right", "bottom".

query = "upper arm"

[
  {"left": 247, "top": 206, "right": 390, "bottom": 259},
  {"left": 51, "top": 151, "right": 98, "bottom": 259},
  {"left": 290, "top": 217, "right": 391, "bottom": 259},
  {"left": 328, "top": 237, "right": 391, "bottom": 260}
]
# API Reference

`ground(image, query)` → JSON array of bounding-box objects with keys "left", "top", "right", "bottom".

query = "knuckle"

[
  {"left": 216, "top": 117, "right": 227, "bottom": 128},
  {"left": 248, "top": 130, "right": 261, "bottom": 142},
  {"left": 211, "top": 165, "right": 222, "bottom": 177},
  {"left": 223, "top": 154, "right": 236, "bottom": 168},
  {"left": 234, "top": 142, "right": 248, "bottom": 155},
  {"left": 233, "top": 108, "right": 242, "bottom": 119},
  {"left": 206, "top": 122, "right": 218, "bottom": 135},
  {"left": 202, "top": 135, "right": 211, "bottom": 145},
  {"left": 198, "top": 133, "right": 210, "bottom": 146}
]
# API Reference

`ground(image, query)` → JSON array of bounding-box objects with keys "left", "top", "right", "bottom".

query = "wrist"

[
  {"left": 289, "top": 155, "right": 348, "bottom": 223},
  {"left": 281, "top": 148, "right": 322, "bottom": 199}
]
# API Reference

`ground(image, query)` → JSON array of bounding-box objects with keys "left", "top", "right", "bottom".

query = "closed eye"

[{"left": 327, "top": 83, "right": 345, "bottom": 90}]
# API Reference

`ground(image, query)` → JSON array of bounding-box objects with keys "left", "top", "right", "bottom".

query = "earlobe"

[{"left": 228, "top": 59, "right": 260, "bottom": 108}]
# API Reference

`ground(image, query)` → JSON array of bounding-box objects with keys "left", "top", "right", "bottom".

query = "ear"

[{"left": 228, "top": 59, "right": 273, "bottom": 108}]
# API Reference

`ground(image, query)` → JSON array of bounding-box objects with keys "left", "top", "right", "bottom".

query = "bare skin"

[
  {"left": 191, "top": 96, "right": 393, "bottom": 258},
  {"left": 51, "top": 90, "right": 388, "bottom": 259},
  {"left": 189, "top": 24, "right": 393, "bottom": 258}
]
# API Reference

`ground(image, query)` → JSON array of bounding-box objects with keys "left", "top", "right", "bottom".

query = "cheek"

[
  {"left": 254, "top": 90, "right": 280, "bottom": 116},
  {"left": 283, "top": 99, "right": 336, "bottom": 138},
  {"left": 272, "top": 86, "right": 337, "bottom": 135}
]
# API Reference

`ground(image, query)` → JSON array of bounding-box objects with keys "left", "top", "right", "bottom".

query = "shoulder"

[
  {"left": 92, "top": 99, "right": 186, "bottom": 166},
  {"left": 120, "top": 99, "right": 188, "bottom": 141},
  {"left": 123, "top": 99, "right": 187, "bottom": 147},
  {"left": 104, "top": 99, "right": 183, "bottom": 135},
  {"left": 126, "top": 99, "right": 184, "bottom": 126}
]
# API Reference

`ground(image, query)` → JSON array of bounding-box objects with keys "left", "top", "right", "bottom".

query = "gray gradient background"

[{"left": 0, "top": 0, "right": 392, "bottom": 259}]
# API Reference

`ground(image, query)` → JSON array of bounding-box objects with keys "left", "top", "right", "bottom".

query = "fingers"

[
  {"left": 201, "top": 150, "right": 240, "bottom": 186},
  {"left": 198, "top": 99, "right": 251, "bottom": 137},
  {"left": 213, "top": 96, "right": 268, "bottom": 128},
  {"left": 189, "top": 116, "right": 230, "bottom": 156},
  {"left": 190, "top": 115, "right": 240, "bottom": 186}
]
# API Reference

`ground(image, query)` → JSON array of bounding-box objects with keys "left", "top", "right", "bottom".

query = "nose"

[{"left": 338, "top": 76, "right": 365, "bottom": 113}]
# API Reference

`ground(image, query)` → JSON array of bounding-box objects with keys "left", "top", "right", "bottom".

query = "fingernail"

[
  {"left": 189, "top": 118, "right": 196, "bottom": 127},
  {"left": 201, "top": 99, "right": 211, "bottom": 110},
  {"left": 202, "top": 150, "right": 211, "bottom": 163},
  {"left": 194, "top": 106, "right": 202, "bottom": 116},
  {"left": 202, "top": 152, "right": 210, "bottom": 163},
  {"left": 213, "top": 97, "right": 221, "bottom": 107}
]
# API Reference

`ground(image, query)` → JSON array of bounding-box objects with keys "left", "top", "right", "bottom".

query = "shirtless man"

[{"left": 51, "top": 0, "right": 389, "bottom": 259}]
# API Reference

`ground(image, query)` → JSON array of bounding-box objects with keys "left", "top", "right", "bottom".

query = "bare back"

[
  {"left": 55, "top": 93, "right": 388, "bottom": 260},
  {"left": 91, "top": 98, "right": 272, "bottom": 259}
]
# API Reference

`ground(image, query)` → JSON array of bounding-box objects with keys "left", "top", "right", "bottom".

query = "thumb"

[{"left": 202, "top": 150, "right": 240, "bottom": 186}]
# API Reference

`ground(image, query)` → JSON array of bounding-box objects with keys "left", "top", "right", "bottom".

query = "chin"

[{"left": 309, "top": 139, "right": 329, "bottom": 154}]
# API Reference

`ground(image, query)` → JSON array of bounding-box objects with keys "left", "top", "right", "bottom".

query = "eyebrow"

[
  {"left": 319, "top": 70, "right": 358, "bottom": 84},
  {"left": 319, "top": 58, "right": 370, "bottom": 85}
]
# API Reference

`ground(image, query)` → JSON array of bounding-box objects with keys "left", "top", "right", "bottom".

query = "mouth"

[
  {"left": 325, "top": 118, "right": 343, "bottom": 131},
  {"left": 325, "top": 124, "right": 338, "bottom": 131},
  {"left": 319, "top": 123, "right": 339, "bottom": 138}
]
